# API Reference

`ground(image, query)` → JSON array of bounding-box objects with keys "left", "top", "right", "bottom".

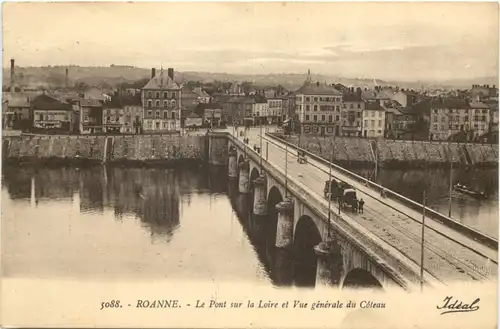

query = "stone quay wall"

[
  {"left": 3, "top": 134, "right": 214, "bottom": 166},
  {"left": 277, "top": 133, "right": 498, "bottom": 168}
]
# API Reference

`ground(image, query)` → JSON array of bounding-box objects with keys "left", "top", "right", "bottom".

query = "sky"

[{"left": 2, "top": 2, "right": 499, "bottom": 82}]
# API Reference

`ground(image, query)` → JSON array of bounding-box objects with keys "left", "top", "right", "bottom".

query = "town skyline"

[{"left": 3, "top": 2, "right": 499, "bottom": 82}]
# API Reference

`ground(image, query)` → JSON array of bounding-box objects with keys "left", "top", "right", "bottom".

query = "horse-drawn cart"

[{"left": 324, "top": 179, "right": 358, "bottom": 212}]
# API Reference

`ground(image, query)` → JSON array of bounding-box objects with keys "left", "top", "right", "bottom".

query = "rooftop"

[
  {"left": 295, "top": 82, "right": 342, "bottom": 96},
  {"left": 31, "top": 94, "right": 72, "bottom": 111},
  {"left": 342, "top": 93, "right": 363, "bottom": 102},
  {"left": 143, "top": 70, "right": 180, "bottom": 90}
]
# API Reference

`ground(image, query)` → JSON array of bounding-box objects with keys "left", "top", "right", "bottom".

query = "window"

[
  {"left": 148, "top": 91, "right": 152, "bottom": 98},
  {"left": 321, "top": 115, "right": 325, "bottom": 121},
  {"left": 464, "top": 116, "right": 469, "bottom": 121},
  {"left": 329, "top": 115, "right": 332, "bottom": 123},
  {"left": 313, "top": 115, "right": 317, "bottom": 122},
  {"left": 371, "top": 120, "right": 375, "bottom": 127},
  {"left": 163, "top": 92, "right": 168, "bottom": 98},
  {"left": 156, "top": 122, "right": 160, "bottom": 129},
  {"left": 155, "top": 100, "right": 160, "bottom": 108},
  {"left": 155, "top": 92, "right": 160, "bottom": 98},
  {"left": 335, "top": 106, "right": 340, "bottom": 111},
  {"left": 147, "top": 110, "right": 152, "bottom": 117},
  {"left": 163, "top": 100, "right": 168, "bottom": 107},
  {"left": 350, "top": 104, "right": 353, "bottom": 109},
  {"left": 357, "top": 104, "right": 361, "bottom": 109},
  {"left": 441, "top": 117, "right": 446, "bottom": 122},
  {"left": 306, "top": 105, "right": 310, "bottom": 111},
  {"left": 314, "top": 105, "right": 318, "bottom": 111},
  {"left": 163, "top": 122, "right": 167, "bottom": 128},
  {"left": 314, "top": 97, "right": 318, "bottom": 102},
  {"left": 336, "top": 115, "right": 339, "bottom": 121},
  {"left": 357, "top": 112, "right": 361, "bottom": 118},
  {"left": 305, "top": 115, "right": 310, "bottom": 121},
  {"left": 164, "top": 111, "right": 168, "bottom": 119},
  {"left": 305, "top": 97, "right": 310, "bottom": 102},
  {"left": 155, "top": 111, "right": 160, "bottom": 119},
  {"left": 147, "top": 100, "right": 152, "bottom": 108},
  {"left": 378, "top": 121, "right": 381, "bottom": 127},
  {"left": 171, "top": 112, "right": 176, "bottom": 119}
]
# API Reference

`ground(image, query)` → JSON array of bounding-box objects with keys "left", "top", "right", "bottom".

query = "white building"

[{"left": 362, "top": 102, "right": 385, "bottom": 138}]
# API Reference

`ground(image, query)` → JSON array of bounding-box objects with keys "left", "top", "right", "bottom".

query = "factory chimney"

[
  {"left": 65, "top": 67, "right": 69, "bottom": 89},
  {"left": 10, "top": 59, "right": 15, "bottom": 94}
]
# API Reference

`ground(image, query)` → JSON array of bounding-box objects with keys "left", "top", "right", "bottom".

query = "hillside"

[{"left": 2, "top": 65, "right": 497, "bottom": 91}]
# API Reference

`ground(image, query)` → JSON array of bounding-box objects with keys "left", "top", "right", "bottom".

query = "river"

[
  {"left": 351, "top": 167, "right": 499, "bottom": 238},
  {"left": 2, "top": 164, "right": 498, "bottom": 285}
]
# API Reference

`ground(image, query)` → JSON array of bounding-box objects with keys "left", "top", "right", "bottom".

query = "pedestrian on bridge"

[{"left": 358, "top": 198, "right": 364, "bottom": 213}]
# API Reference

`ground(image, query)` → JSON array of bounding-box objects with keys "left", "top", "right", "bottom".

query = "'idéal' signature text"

[{"left": 437, "top": 296, "right": 480, "bottom": 315}]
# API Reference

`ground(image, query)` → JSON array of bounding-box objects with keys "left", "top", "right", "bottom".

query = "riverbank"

[{"left": 273, "top": 133, "right": 498, "bottom": 168}]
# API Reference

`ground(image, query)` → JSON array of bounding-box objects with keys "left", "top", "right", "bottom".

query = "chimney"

[
  {"left": 10, "top": 58, "right": 15, "bottom": 94},
  {"left": 151, "top": 68, "right": 156, "bottom": 79},
  {"left": 65, "top": 68, "right": 69, "bottom": 89},
  {"left": 168, "top": 68, "right": 174, "bottom": 81}
]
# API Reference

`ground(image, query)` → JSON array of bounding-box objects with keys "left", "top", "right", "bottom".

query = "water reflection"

[
  {"left": 3, "top": 164, "right": 496, "bottom": 284},
  {"left": 352, "top": 167, "right": 499, "bottom": 237}
]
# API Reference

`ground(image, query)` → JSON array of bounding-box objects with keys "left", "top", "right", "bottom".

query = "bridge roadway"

[{"left": 236, "top": 128, "right": 498, "bottom": 283}]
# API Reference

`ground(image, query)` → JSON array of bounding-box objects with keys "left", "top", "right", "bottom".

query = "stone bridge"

[{"left": 220, "top": 133, "right": 419, "bottom": 291}]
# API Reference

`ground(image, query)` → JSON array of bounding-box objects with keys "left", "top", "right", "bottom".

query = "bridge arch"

[
  {"left": 237, "top": 154, "right": 245, "bottom": 164},
  {"left": 293, "top": 215, "right": 322, "bottom": 287},
  {"left": 342, "top": 268, "right": 383, "bottom": 290},
  {"left": 250, "top": 167, "right": 260, "bottom": 190}
]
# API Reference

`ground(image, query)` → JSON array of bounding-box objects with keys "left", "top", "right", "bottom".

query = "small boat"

[{"left": 453, "top": 184, "right": 487, "bottom": 199}]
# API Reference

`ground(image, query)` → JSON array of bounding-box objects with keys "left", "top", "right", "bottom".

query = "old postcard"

[{"left": 1, "top": 1, "right": 498, "bottom": 328}]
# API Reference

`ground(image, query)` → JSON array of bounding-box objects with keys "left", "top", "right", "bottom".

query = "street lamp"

[
  {"left": 327, "top": 148, "right": 334, "bottom": 239},
  {"left": 284, "top": 141, "right": 288, "bottom": 198}
]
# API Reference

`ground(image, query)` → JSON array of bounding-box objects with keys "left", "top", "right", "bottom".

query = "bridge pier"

[
  {"left": 275, "top": 197, "right": 294, "bottom": 249},
  {"left": 228, "top": 148, "right": 238, "bottom": 178},
  {"left": 253, "top": 175, "right": 267, "bottom": 215},
  {"left": 238, "top": 160, "right": 250, "bottom": 193},
  {"left": 314, "top": 239, "right": 343, "bottom": 288}
]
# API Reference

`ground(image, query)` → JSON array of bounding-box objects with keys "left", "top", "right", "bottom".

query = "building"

[
  {"left": 194, "top": 103, "right": 223, "bottom": 127},
  {"left": 220, "top": 96, "right": 254, "bottom": 125},
  {"left": 341, "top": 92, "right": 364, "bottom": 137},
  {"left": 252, "top": 95, "right": 269, "bottom": 125},
  {"left": 192, "top": 87, "right": 211, "bottom": 104},
  {"left": 184, "top": 112, "right": 202, "bottom": 128},
  {"left": 295, "top": 80, "right": 343, "bottom": 136},
  {"left": 122, "top": 94, "right": 143, "bottom": 134},
  {"left": 429, "top": 98, "right": 490, "bottom": 141},
  {"left": 31, "top": 94, "right": 73, "bottom": 133},
  {"left": 362, "top": 101, "right": 385, "bottom": 138},
  {"left": 102, "top": 100, "right": 123, "bottom": 133},
  {"left": 471, "top": 84, "right": 498, "bottom": 100},
  {"left": 266, "top": 95, "right": 283, "bottom": 124},
  {"left": 386, "top": 106, "right": 419, "bottom": 140},
  {"left": 79, "top": 99, "right": 104, "bottom": 134},
  {"left": 142, "top": 68, "right": 181, "bottom": 133},
  {"left": 2, "top": 93, "right": 31, "bottom": 131},
  {"left": 392, "top": 90, "right": 420, "bottom": 107}
]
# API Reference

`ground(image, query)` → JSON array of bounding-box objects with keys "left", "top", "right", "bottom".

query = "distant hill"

[{"left": 2, "top": 65, "right": 497, "bottom": 92}]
